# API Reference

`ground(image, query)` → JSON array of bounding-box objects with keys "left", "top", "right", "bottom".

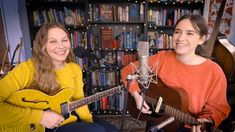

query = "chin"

[
  {"left": 175, "top": 49, "right": 187, "bottom": 55},
  {"left": 53, "top": 56, "right": 67, "bottom": 62}
]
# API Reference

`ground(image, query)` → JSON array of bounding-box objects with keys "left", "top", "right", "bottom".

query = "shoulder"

[
  {"left": 150, "top": 50, "right": 175, "bottom": 60},
  {"left": 206, "top": 59, "right": 224, "bottom": 71},
  {"left": 205, "top": 59, "right": 226, "bottom": 79},
  {"left": 12, "top": 59, "right": 34, "bottom": 72},
  {"left": 66, "top": 62, "right": 83, "bottom": 73},
  {"left": 153, "top": 50, "right": 174, "bottom": 57},
  {"left": 67, "top": 62, "right": 82, "bottom": 69}
]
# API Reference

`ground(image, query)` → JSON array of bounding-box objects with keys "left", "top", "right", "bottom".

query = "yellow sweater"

[{"left": 0, "top": 59, "right": 93, "bottom": 132}]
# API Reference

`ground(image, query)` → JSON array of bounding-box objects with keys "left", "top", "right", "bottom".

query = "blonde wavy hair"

[{"left": 31, "top": 22, "right": 75, "bottom": 95}]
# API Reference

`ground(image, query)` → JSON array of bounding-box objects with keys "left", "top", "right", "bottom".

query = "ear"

[{"left": 198, "top": 35, "right": 207, "bottom": 45}]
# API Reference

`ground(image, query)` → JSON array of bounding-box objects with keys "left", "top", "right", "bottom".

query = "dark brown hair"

[{"left": 174, "top": 14, "right": 209, "bottom": 57}]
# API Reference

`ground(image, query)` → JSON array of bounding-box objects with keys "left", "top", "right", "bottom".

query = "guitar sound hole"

[{"left": 22, "top": 97, "right": 49, "bottom": 104}]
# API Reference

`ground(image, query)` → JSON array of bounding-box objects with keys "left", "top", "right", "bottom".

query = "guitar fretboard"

[{"left": 69, "top": 85, "right": 122, "bottom": 112}]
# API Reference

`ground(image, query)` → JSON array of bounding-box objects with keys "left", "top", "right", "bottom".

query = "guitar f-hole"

[{"left": 22, "top": 97, "right": 49, "bottom": 104}]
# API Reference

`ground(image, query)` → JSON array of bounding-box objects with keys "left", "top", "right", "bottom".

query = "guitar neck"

[
  {"left": 164, "top": 105, "right": 199, "bottom": 125},
  {"left": 206, "top": 0, "right": 227, "bottom": 56},
  {"left": 68, "top": 85, "right": 122, "bottom": 112}
]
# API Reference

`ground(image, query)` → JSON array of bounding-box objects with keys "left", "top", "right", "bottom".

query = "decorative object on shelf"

[{"left": 65, "top": 16, "right": 75, "bottom": 25}]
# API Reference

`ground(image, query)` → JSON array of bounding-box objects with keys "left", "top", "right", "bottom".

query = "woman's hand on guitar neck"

[
  {"left": 40, "top": 111, "right": 64, "bottom": 129},
  {"left": 133, "top": 91, "right": 152, "bottom": 114},
  {"left": 191, "top": 118, "right": 211, "bottom": 132}
]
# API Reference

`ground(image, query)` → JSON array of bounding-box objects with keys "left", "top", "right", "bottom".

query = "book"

[
  {"left": 101, "top": 27, "right": 113, "bottom": 49},
  {"left": 129, "top": 3, "right": 139, "bottom": 22},
  {"left": 99, "top": 4, "right": 113, "bottom": 22}
]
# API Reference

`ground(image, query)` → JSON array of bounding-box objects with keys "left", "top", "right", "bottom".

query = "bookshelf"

[
  {"left": 19, "top": 0, "right": 205, "bottom": 115},
  {"left": 86, "top": 0, "right": 147, "bottom": 115},
  {"left": 147, "top": 0, "right": 205, "bottom": 51}
]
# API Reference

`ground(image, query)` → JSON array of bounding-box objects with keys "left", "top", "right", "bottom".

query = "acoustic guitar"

[
  {"left": 127, "top": 79, "right": 222, "bottom": 132},
  {"left": 6, "top": 85, "right": 122, "bottom": 130}
]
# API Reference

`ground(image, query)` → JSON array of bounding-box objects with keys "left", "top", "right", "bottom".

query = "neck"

[
  {"left": 53, "top": 61, "right": 66, "bottom": 70},
  {"left": 176, "top": 53, "right": 205, "bottom": 65}
]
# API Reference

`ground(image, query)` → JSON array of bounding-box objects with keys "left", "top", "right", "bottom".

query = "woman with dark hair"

[
  {"left": 121, "top": 14, "right": 230, "bottom": 131},
  {"left": 0, "top": 22, "right": 118, "bottom": 132}
]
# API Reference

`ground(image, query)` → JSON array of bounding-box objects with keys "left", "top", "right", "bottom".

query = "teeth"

[
  {"left": 177, "top": 43, "right": 186, "bottom": 46},
  {"left": 55, "top": 51, "right": 66, "bottom": 55}
]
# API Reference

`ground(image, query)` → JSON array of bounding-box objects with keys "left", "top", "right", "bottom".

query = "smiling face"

[
  {"left": 45, "top": 27, "right": 71, "bottom": 66},
  {"left": 172, "top": 19, "right": 205, "bottom": 56}
]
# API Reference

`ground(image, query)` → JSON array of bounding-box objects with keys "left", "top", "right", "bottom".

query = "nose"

[
  {"left": 177, "top": 33, "right": 185, "bottom": 41},
  {"left": 57, "top": 41, "right": 65, "bottom": 48}
]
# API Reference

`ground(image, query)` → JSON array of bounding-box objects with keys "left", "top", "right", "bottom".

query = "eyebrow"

[
  {"left": 48, "top": 36, "right": 69, "bottom": 40},
  {"left": 175, "top": 29, "right": 196, "bottom": 33}
]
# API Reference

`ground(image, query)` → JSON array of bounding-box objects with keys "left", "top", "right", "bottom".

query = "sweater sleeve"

[
  {"left": 0, "top": 60, "right": 43, "bottom": 127},
  {"left": 121, "top": 61, "right": 141, "bottom": 95},
  {"left": 71, "top": 63, "right": 93, "bottom": 123},
  {"left": 198, "top": 65, "right": 231, "bottom": 127}
]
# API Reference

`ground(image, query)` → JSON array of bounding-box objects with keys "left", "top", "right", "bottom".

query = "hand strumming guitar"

[
  {"left": 132, "top": 91, "right": 152, "bottom": 114},
  {"left": 40, "top": 111, "right": 64, "bottom": 129}
]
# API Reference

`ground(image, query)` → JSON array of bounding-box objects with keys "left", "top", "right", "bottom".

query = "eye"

[
  {"left": 173, "top": 30, "right": 180, "bottom": 34},
  {"left": 50, "top": 40, "right": 57, "bottom": 43},
  {"left": 187, "top": 32, "right": 194, "bottom": 35},
  {"left": 62, "top": 39, "right": 69, "bottom": 42}
]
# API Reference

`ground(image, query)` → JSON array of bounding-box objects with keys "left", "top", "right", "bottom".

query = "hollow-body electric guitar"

[{"left": 7, "top": 85, "right": 122, "bottom": 129}]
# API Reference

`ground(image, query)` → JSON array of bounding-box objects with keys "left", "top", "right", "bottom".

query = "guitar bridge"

[{"left": 155, "top": 97, "right": 163, "bottom": 113}]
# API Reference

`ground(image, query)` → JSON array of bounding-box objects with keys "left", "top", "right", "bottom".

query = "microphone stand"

[
  {"left": 120, "top": 74, "right": 132, "bottom": 132},
  {"left": 120, "top": 74, "right": 148, "bottom": 132}
]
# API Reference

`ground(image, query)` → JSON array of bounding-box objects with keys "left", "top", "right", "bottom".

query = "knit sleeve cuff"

[{"left": 28, "top": 109, "right": 43, "bottom": 124}]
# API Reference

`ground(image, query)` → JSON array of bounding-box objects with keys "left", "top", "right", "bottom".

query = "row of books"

[
  {"left": 75, "top": 51, "right": 137, "bottom": 70},
  {"left": 147, "top": 9, "right": 201, "bottom": 26},
  {"left": 88, "top": 27, "right": 143, "bottom": 49},
  {"left": 117, "top": 52, "right": 137, "bottom": 67},
  {"left": 70, "top": 31, "right": 87, "bottom": 49},
  {"left": 29, "top": 0, "right": 80, "bottom": 1},
  {"left": 90, "top": 90, "right": 125, "bottom": 111},
  {"left": 89, "top": 3, "right": 144, "bottom": 22},
  {"left": 148, "top": 32, "right": 173, "bottom": 49},
  {"left": 89, "top": 70, "right": 119, "bottom": 87},
  {"left": 148, "top": 0, "right": 204, "bottom": 2},
  {"left": 32, "top": 7, "right": 85, "bottom": 26},
  {"left": 116, "top": 31, "right": 143, "bottom": 49},
  {"left": 70, "top": 29, "right": 174, "bottom": 52}
]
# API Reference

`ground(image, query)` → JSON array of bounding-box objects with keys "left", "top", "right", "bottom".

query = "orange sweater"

[{"left": 121, "top": 50, "right": 230, "bottom": 127}]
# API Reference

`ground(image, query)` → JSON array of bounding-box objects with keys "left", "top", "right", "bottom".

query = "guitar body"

[
  {"left": 6, "top": 88, "right": 77, "bottom": 126},
  {"left": 211, "top": 34, "right": 235, "bottom": 83},
  {"left": 128, "top": 79, "right": 190, "bottom": 131}
]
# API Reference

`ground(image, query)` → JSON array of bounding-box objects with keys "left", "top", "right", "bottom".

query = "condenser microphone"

[{"left": 138, "top": 41, "right": 149, "bottom": 86}]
